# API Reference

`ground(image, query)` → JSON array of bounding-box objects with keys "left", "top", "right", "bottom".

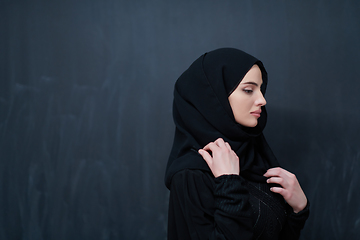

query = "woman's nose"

[{"left": 255, "top": 92, "right": 267, "bottom": 106}]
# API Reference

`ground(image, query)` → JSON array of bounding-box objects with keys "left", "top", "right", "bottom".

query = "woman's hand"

[
  {"left": 264, "top": 167, "right": 307, "bottom": 213},
  {"left": 198, "top": 138, "right": 240, "bottom": 178}
]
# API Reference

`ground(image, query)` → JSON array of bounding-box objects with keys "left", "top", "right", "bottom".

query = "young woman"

[{"left": 165, "top": 48, "right": 309, "bottom": 240}]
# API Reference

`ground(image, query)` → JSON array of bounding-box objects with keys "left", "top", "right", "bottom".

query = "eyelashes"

[{"left": 243, "top": 89, "right": 253, "bottom": 94}]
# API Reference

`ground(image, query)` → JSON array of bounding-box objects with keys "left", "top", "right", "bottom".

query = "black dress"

[{"left": 167, "top": 169, "right": 309, "bottom": 240}]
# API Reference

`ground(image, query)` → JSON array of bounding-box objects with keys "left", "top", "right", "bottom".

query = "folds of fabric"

[{"left": 165, "top": 48, "right": 279, "bottom": 188}]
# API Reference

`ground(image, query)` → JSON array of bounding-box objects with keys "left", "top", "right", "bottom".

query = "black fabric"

[
  {"left": 165, "top": 48, "right": 309, "bottom": 239},
  {"left": 165, "top": 48, "right": 279, "bottom": 188},
  {"left": 167, "top": 169, "right": 309, "bottom": 240},
  {"left": 167, "top": 169, "right": 254, "bottom": 240}
]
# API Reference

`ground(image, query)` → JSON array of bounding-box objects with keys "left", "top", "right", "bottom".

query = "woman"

[{"left": 165, "top": 48, "right": 309, "bottom": 240}]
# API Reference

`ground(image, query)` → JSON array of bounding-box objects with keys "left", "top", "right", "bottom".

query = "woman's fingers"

[
  {"left": 266, "top": 177, "right": 283, "bottom": 185},
  {"left": 214, "top": 137, "right": 226, "bottom": 146},
  {"left": 198, "top": 149, "right": 213, "bottom": 166},
  {"left": 199, "top": 138, "right": 239, "bottom": 178},
  {"left": 264, "top": 167, "right": 292, "bottom": 178},
  {"left": 264, "top": 167, "right": 307, "bottom": 213},
  {"left": 203, "top": 138, "right": 230, "bottom": 154},
  {"left": 268, "top": 186, "right": 284, "bottom": 195},
  {"left": 224, "top": 142, "right": 232, "bottom": 151},
  {"left": 202, "top": 142, "right": 217, "bottom": 152}
]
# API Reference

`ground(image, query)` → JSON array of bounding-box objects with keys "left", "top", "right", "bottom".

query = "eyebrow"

[{"left": 241, "top": 81, "right": 259, "bottom": 86}]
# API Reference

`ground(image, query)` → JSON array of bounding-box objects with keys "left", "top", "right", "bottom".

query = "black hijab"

[{"left": 165, "top": 48, "right": 279, "bottom": 189}]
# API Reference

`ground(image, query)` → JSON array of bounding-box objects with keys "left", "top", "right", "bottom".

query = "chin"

[
  {"left": 247, "top": 123, "right": 258, "bottom": 128},
  {"left": 237, "top": 120, "right": 258, "bottom": 128},
  {"left": 244, "top": 119, "right": 259, "bottom": 128}
]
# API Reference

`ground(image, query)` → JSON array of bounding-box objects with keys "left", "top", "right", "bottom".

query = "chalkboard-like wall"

[{"left": 1, "top": 1, "right": 359, "bottom": 239}]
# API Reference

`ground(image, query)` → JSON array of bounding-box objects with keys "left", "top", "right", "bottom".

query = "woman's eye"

[{"left": 243, "top": 89, "right": 253, "bottom": 93}]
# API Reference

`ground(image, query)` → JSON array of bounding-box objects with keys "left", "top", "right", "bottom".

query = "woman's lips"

[{"left": 250, "top": 110, "right": 261, "bottom": 118}]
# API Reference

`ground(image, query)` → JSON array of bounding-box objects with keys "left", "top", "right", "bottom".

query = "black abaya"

[
  {"left": 168, "top": 169, "right": 309, "bottom": 240},
  {"left": 165, "top": 48, "right": 309, "bottom": 240}
]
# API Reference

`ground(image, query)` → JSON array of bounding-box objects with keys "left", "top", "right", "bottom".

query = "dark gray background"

[{"left": 1, "top": 0, "right": 359, "bottom": 239}]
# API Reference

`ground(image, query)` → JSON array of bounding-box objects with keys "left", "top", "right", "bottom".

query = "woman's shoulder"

[
  {"left": 173, "top": 168, "right": 213, "bottom": 181},
  {"left": 171, "top": 169, "right": 247, "bottom": 192},
  {"left": 171, "top": 169, "right": 215, "bottom": 189}
]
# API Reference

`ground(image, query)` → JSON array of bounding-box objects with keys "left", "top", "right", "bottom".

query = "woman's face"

[{"left": 228, "top": 64, "right": 266, "bottom": 127}]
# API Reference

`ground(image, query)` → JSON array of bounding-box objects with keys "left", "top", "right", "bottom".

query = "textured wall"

[{"left": 1, "top": 0, "right": 359, "bottom": 239}]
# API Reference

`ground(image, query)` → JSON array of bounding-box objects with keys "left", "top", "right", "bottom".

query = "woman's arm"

[
  {"left": 168, "top": 169, "right": 253, "bottom": 240},
  {"left": 279, "top": 202, "right": 310, "bottom": 239},
  {"left": 169, "top": 138, "right": 252, "bottom": 239},
  {"left": 263, "top": 167, "right": 309, "bottom": 239}
]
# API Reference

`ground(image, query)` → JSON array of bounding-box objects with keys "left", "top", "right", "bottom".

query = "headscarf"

[{"left": 165, "top": 48, "right": 279, "bottom": 189}]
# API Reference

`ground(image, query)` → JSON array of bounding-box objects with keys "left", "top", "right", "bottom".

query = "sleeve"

[
  {"left": 167, "top": 169, "right": 254, "bottom": 240},
  {"left": 279, "top": 202, "right": 310, "bottom": 240}
]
